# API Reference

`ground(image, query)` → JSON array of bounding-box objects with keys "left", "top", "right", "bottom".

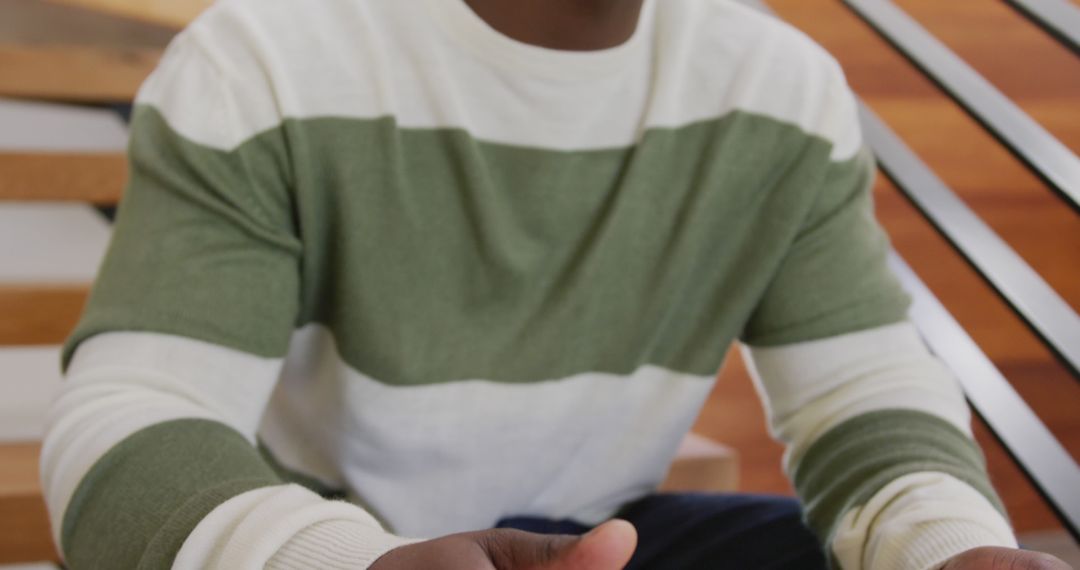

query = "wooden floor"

[
  {"left": 697, "top": 0, "right": 1080, "bottom": 534},
  {"left": 0, "top": 0, "right": 1077, "bottom": 538}
]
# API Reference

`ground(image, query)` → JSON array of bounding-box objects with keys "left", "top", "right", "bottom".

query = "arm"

[
  {"left": 40, "top": 27, "right": 414, "bottom": 569},
  {"left": 736, "top": 51, "right": 1039, "bottom": 570},
  {"left": 743, "top": 323, "right": 1015, "bottom": 570},
  {"left": 41, "top": 22, "right": 631, "bottom": 570}
]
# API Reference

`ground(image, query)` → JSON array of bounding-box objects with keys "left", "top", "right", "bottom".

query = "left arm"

[
  {"left": 744, "top": 321, "right": 1016, "bottom": 570},
  {"left": 737, "top": 50, "right": 1067, "bottom": 569}
]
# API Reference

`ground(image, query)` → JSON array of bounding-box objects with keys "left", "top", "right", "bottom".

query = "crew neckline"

[{"left": 424, "top": 0, "right": 656, "bottom": 80}]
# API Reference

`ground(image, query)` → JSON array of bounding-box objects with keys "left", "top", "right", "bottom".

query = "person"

[{"left": 40, "top": 0, "right": 1071, "bottom": 568}]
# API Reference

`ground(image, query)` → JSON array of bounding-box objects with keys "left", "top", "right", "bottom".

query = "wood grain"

[
  {"left": 0, "top": 44, "right": 161, "bottom": 102},
  {"left": 0, "top": 443, "right": 58, "bottom": 564},
  {"left": 0, "top": 284, "right": 89, "bottom": 346},
  {"left": 0, "top": 0, "right": 176, "bottom": 48},
  {"left": 44, "top": 0, "right": 212, "bottom": 29},
  {"left": 0, "top": 152, "right": 126, "bottom": 203}
]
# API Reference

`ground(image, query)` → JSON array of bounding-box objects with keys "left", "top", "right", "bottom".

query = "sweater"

[{"left": 42, "top": 0, "right": 1015, "bottom": 568}]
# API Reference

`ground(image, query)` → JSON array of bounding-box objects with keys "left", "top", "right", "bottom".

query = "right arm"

[
  {"left": 41, "top": 27, "right": 414, "bottom": 569},
  {"left": 41, "top": 23, "right": 631, "bottom": 570}
]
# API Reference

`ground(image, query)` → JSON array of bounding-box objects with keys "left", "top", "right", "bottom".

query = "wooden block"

[
  {"left": 660, "top": 432, "right": 739, "bottom": 493},
  {"left": 0, "top": 152, "right": 126, "bottom": 203},
  {"left": 0, "top": 284, "right": 89, "bottom": 346},
  {"left": 0, "top": 443, "right": 58, "bottom": 564},
  {"left": 0, "top": 44, "right": 161, "bottom": 102}
]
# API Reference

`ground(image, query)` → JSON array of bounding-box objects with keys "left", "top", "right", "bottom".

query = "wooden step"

[
  {"left": 660, "top": 432, "right": 739, "bottom": 493},
  {"left": 0, "top": 443, "right": 57, "bottom": 564},
  {"left": 46, "top": 0, "right": 214, "bottom": 30},
  {"left": 0, "top": 98, "right": 128, "bottom": 202},
  {"left": 0, "top": 0, "right": 175, "bottom": 102},
  {"left": 0, "top": 284, "right": 89, "bottom": 346},
  {"left": 0, "top": 152, "right": 126, "bottom": 203},
  {"left": 0, "top": 45, "right": 160, "bottom": 102}
]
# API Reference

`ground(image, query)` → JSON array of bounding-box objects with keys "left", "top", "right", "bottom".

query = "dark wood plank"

[
  {"left": 0, "top": 284, "right": 89, "bottom": 345},
  {"left": 0, "top": 443, "right": 58, "bottom": 564},
  {"left": 0, "top": 153, "right": 126, "bottom": 203},
  {"left": 0, "top": 44, "right": 161, "bottom": 102}
]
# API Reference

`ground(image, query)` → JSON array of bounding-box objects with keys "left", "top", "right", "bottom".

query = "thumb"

[
  {"left": 499, "top": 519, "right": 636, "bottom": 570},
  {"left": 559, "top": 520, "right": 637, "bottom": 570}
]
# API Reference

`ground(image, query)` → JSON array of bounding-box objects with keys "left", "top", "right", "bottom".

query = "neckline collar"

[{"left": 425, "top": 0, "right": 656, "bottom": 80}]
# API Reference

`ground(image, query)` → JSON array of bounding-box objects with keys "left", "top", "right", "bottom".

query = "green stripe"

[
  {"left": 66, "top": 107, "right": 908, "bottom": 384},
  {"left": 792, "top": 409, "right": 1005, "bottom": 550},
  {"left": 62, "top": 420, "right": 281, "bottom": 569}
]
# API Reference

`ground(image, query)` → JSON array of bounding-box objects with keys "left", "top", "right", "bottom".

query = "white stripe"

[
  {"left": 742, "top": 320, "right": 972, "bottom": 471},
  {"left": 262, "top": 324, "right": 715, "bottom": 537},
  {"left": 45, "top": 326, "right": 715, "bottom": 550},
  {"left": 176, "top": 484, "right": 416, "bottom": 570},
  {"left": 833, "top": 472, "right": 1016, "bottom": 570},
  {"left": 742, "top": 322, "right": 1012, "bottom": 569},
  {"left": 141, "top": 0, "right": 860, "bottom": 159},
  {"left": 40, "top": 332, "right": 283, "bottom": 550}
]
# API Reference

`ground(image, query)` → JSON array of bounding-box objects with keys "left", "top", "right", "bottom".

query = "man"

[{"left": 41, "top": 0, "right": 1070, "bottom": 568}]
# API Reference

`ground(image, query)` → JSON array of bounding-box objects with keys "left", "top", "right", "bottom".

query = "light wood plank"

[
  {"left": 0, "top": 153, "right": 126, "bottom": 203},
  {"left": 0, "top": 346, "right": 64, "bottom": 443},
  {"left": 0, "top": 0, "right": 176, "bottom": 48},
  {"left": 0, "top": 44, "right": 160, "bottom": 102},
  {"left": 0, "top": 284, "right": 89, "bottom": 346},
  {"left": 45, "top": 0, "right": 213, "bottom": 29},
  {"left": 659, "top": 433, "right": 739, "bottom": 493}
]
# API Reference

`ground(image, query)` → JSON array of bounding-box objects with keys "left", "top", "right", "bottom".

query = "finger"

[
  {"left": 942, "top": 546, "right": 1073, "bottom": 570},
  {"left": 484, "top": 520, "right": 638, "bottom": 570},
  {"left": 482, "top": 529, "right": 579, "bottom": 570},
  {"left": 555, "top": 520, "right": 638, "bottom": 570}
]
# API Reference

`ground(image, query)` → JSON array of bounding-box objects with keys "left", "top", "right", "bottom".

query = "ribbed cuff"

[
  {"left": 871, "top": 518, "right": 1017, "bottom": 570},
  {"left": 266, "top": 518, "right": 421, "bottom": 570}
]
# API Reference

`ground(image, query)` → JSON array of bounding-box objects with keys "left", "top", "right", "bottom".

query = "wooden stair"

[
  {"left": 0, "top": 444, "right": 57, "bottom": 564},
  {"left": 0, "top": 0, "right": 178, "bottom": 103},
  {"left": 1, "top": 0, "right": 1076, "bottom": 563}
]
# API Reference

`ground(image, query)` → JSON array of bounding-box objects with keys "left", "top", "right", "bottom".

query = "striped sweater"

[{"left": 42, "top": 0, "right": 1016, "bottom": 568}]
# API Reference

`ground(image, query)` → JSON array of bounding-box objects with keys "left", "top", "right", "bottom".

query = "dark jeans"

[{"left": 497, "top": 493, "right": 827, "bottom": 570}]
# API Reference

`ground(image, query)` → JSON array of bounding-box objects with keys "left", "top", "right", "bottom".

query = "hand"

[
  {"left": 370, "top": 519, "right": 637, "bottom": 570},
  {"left": 942, "top": 546, "right": 1073, "bottom": 570}
]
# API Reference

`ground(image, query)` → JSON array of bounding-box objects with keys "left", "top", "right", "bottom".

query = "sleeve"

[
  {"left": 41, "top": 29, "right": 415, "bottom": 570},
  {"left": 738, "top": 55, "right": 1016, "bottom": 570},
  {"left": 739, "top": 52, "right": 910, "bottom": 347},
  {"left": 743, "top": 323, "right": 1017, "bottom": 570},
  {"left": 734, "top": 50, "right": 1019, "bottom": 570}
]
